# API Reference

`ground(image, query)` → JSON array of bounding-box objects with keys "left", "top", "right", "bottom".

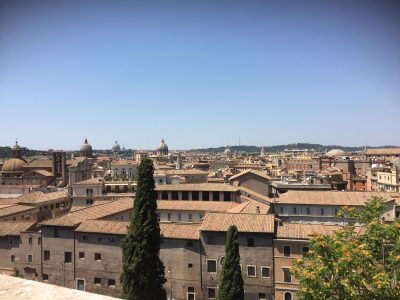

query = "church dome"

[
  {"left": 326, "top": 149, "right": 345, "bottom": 157},
  {"left": 80, "top": 138, "right": 93, "bottom": 158},
  {"left": 2, "top": 158, "right": 25, "bottom": 172},
  {"left": 112, "top": 141, "right": 121, "bottom": 152},
  {"left": 157, "top": 139, "right": 168, "bottom": 151}
]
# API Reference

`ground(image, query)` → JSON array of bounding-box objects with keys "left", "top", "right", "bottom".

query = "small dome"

[
  {"left": 12, "top": 141, "right": 21, "bottom": 150},
  {"left": 326, "top": 149, "right": 345, "bottom": 157},
  {"left": 112, "top": 141, "right": 121, "bottom": 152},
  {"left": 157, "top": 139, "right": 168, "bottom": 151},
  {"left": 80, "top": 138, "right": 93, "bottom": 152},
  {"left": 2, "top": 158, "right": 25, "bottom": 172},
  {"left": 224, "top": 146, "right": 232, "bottom": 155}
]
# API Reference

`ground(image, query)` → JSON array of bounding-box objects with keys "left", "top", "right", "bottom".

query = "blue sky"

[{"left": 0, "top": 0, "right": 399, "bottom": 150}]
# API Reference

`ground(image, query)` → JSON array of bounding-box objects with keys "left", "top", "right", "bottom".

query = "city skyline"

[{"left": 1, "top": 0, "right": 400, "bottom": 149}]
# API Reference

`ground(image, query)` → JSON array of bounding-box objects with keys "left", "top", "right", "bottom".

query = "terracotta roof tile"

[
  {"left": 0, "top": 221, "right": 36, "bottom": 236},
  {"left": 229, "top": 170, "right": 271, "bottom": 181},
  {"left": 276, "top": 223, "right": 345, "bottom": 239},
  {"left": 74, "top": 219, "right": 200, "bottom": 240},
  {"left": 0, "top": 205, "right": 37, "bottom": 218},
  {"left": 41, "top": 198, "right": 133, "bottom": 227},
  {"left": 200, "top": 212, "right": 274, "bottom": 233},
  {"left": 157, "top": 200, "right": 237, "bottom": 212},
  {"left": 275, "top": 191, "right": 397, "bottom": 206}
]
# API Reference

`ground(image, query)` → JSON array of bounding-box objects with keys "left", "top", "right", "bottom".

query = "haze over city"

[{"left": 1, "top": 0, "right": 399, "bottom": 150}]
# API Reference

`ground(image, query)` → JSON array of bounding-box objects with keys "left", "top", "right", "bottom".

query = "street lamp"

[{"left": 168, "top": 267, "right": 172, "bottom": 300}]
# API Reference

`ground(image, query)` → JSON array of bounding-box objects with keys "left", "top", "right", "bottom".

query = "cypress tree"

[
  {"left": 216, "top": 225, "right": 244, "bottom": 300},
  {"left": 120, "top": 158, "right": 166, "bottom": 300}
]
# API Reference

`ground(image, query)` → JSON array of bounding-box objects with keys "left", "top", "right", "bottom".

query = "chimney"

[{"left": 256, "top": 205, "right": 260, "bottom": 214}]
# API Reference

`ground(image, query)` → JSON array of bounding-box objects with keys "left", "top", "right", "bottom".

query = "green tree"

[
  {"left": 120, "top": 158, "right": 166, "bottom": 300},
  {"left": 291, "top": 197, "right": 400, "bottom": 300},
  {"left": 216, "top": 225, "right": 244, "bottom": 300}
]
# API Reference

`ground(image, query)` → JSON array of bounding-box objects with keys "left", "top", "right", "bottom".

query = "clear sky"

[{"left": 0, "top": 0, "right": 399, "bottom": 150}]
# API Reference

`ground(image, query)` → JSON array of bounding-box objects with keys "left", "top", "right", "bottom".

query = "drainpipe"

[
  {"left": 73, "top": 229, "right": 76, "bottom": 287},
  {"left": 40, "top": 229, "right": 43, "bottom": 279},
  {"left": 199, "top": 237, "right": 203, "bottom": 299}
]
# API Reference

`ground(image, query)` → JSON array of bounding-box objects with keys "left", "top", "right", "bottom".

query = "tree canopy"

[
  {"left": 120, "top": 158, "right": 166, "bottom": 300},
  {"left": 291, "top": 197, "right": 400, "bottom": 300},
  {"left": 216, "top": 224, "right": 244, "bottom": 300}
]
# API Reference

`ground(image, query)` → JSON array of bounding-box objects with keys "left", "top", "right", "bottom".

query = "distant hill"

[{"left": 188, "top": 143, "right": 400, "bottom": 154}]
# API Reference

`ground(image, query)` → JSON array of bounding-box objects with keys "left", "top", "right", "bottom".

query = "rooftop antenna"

[{"left": 239, "top": 137, "right": 241, "bottom": 146}]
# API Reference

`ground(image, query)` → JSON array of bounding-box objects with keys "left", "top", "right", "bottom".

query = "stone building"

[
  {"left": 200, "top": 212, "right": 275, "bottom": 300},
  {"left": 68, "top": 157, "right": 93, "bottom": 185},
  {"left": 155, "top": 183, "right": 240, "bottom": 202},
  {"left": 229, "top": 170, "right": 272, "bottom": 196},
  {"left": 273, "top": 191, "right": 398, "bottom": 225},
  {"left": 273, "top": 223, "right": 343, "bottom": 300}
]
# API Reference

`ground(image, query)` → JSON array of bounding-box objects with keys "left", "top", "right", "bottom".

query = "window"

[
  {"left": 64, "top": 252, "right": 72, "bottom": 263},
  {"left": 259, "top": 293, "right": 267, "bottom": 300},
  {"left": 167, "top": 213, "right": 171, "bottom": 221},
  {"left": 172, "top": 191, "right": 179, "bottom": 199},
  {"left": 94, "top": 277, "right": 101, "bottom": 285},
  {"left": 54, "top": 228, "right": 60, "bottom": 238},
  {"left": 28, "top": 254, "right": 33, "bottom": 263},
  {"left": 188, "top": 263, "right": 193, "bottom": 268},
  {"left": 108, "top": 236, "right": 116, "bottom": 243},
  {"left": 306, "top": 207, "right": 311, "bottom": 215},
  {"left": 212, "top": 191, "right": 220, "bottom": 201},
  {"left": 29, "top": 237, "right": 32, "bottom": 245},
  {"left": 247, "top": 265, "right": 256, "bottom": 277},
  {"left": 42, "top": 274, "right": 49, "bottom": 281},
  {"left": 283, "top": 245, "right": 291, "bottom": 257},
  {"left": 280, "top": 207, "right": 284, "bottom": 214},
  {"left": 187, "top": 241, "right": 194, "bottom": 248},
  {"left": 162, "top": 191, "right": 168, "bottom": 200},
  {"left": 188, "top": 214, "right": 192, "bottom": 222},
  {"left": 44, "top": 250, "right": 50, "bottom": 261},
  {"left": 283, "top": 268, "right": 291, "bottom": 283},
  {"left": 86, "top": 199, "right": 93, "bottom": 205},
  {"left": 182, "top": 191, "right": 189, "bottom": 200},
  {"left": 178, "top": 214, "right": 182, "bottom": 221},
  {"left": 207, "top": 260, "right": 217, "bottom": 273},
  {"left": 95, "top": 253, "right": 101, "bottom": 261},
  {"left": 11, "top": 255, "right": 15, "bottom": 262},
  {"left": 38, "top": 237, "right": 41, "bottom": 245},
  {"left": 261, "top": 266, "right": 270, "bottom": 278},
  {"left": 202, "top": 191, "right": 209, "bottom": 201},
  {"left": 247, "top": 238, "right": 255, "bottom": 247},
  {"left": 50, "top": 204, "right": 54, "bottom": 210},
  {"left": 56, "top": 203, "right": 60, "bottom": 208},
  {"left": 223, "top": 192, "right": 231, "bottom": 201},
  {"left": 188, "top": 287, "right": 196, "bottom": 300},
  {"left": 208, "top": 288, "right": 216, "bottom": 299},
  {"left": 108, "top": 279, "right": 115, "bottom": 287},
  {"left": 199, "top": 214, "right": 203, "bottom": 219},
  {"left": 8, "top": 237, "right": 13, "bottom": 245},
  {"left": 320, "top": 208, "right": 325, "bottom": 215},
  {"left": 82, "top": 235, "right": 88, "bottom": 241},
  {"left": 284, "top": 292, "right": 293, "bottom": 300},
  {"left": 220, "top": 256, "right": 225, "bottom": 266},
  {"left": 302, "top": 246, "right": 310, "bottom": 256},
  {"left": 192, "top": 191, "right": 199, "bottom": 200},
  {"left": 207, "top": 235, "right": 216, "bottom": 245},
  {"left": 79, "top": 252, "right": 85, "bottom": 259}
]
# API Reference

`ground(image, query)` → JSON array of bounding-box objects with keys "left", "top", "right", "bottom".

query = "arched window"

[{"left": 284, "top": 292, "right": 292, "bottom": 300}]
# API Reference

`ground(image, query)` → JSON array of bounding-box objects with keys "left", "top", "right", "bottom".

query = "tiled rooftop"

[{"left": 200, "top": 212, "right": 274, "bottom": 233}]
